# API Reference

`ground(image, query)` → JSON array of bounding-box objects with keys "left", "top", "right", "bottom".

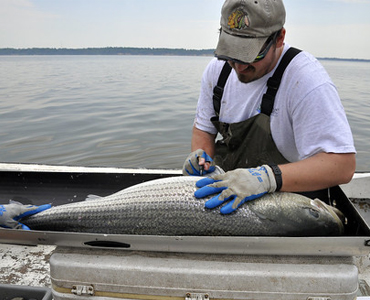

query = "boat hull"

[{"left": 0, "top": 163, "right": 369, "bottom": 257}]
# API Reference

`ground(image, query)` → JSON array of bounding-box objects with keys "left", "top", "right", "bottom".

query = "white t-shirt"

[{"left": 194, "top": 44, "right": 356, "bottom": 163}]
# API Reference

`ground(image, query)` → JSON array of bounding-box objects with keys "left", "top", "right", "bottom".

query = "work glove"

[
  {"left": 182, "top": 149, "right": 216, "bottom": 176},
  {"left": 0, "top": 202, "right": 51, "bottom": 230},
  {"left": 194, "top": 165, "right": 277, "bottom": 214}
]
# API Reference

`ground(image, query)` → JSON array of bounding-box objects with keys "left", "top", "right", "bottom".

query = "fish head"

[{"left": 306, "top": 199, "right": 345, "bottom": 235}]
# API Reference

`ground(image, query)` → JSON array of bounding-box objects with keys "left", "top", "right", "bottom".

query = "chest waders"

[{"left": 211, "top": 48, "right": 337, "bottom": 204}]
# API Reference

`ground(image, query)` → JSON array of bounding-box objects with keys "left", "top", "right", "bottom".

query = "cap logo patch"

[{"left": 228, "top": 9, "right": 250, "bottom": 30}]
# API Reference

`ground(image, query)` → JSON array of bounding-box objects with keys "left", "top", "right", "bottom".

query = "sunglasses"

[{"left": 217, "top": 30, "right": 280, "bottom": 65}]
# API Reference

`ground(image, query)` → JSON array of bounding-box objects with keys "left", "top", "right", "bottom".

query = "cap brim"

[{"left": 215, "top": 30, "right": 269, "bottom": 64}]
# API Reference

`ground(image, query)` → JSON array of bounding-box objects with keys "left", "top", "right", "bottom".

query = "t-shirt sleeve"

[{"left": 290, "top": 81, "right": 356, "bottom": 159}]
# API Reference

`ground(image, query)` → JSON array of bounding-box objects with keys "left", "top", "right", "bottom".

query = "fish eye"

[{"left": 309, "top": 208, "right": 320, "bottom": 218}]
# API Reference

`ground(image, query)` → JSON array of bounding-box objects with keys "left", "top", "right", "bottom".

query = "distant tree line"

[
  {"left": 0, "top": 47, "right": 215, "bottom": 56},
  {"left": 0, "top": 47, "right": 368, "bottom": 62}
]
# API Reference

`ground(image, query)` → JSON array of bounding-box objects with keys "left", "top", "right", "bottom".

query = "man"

[{"left": 183, "top": 0, "right": 356, "bottom": 214}]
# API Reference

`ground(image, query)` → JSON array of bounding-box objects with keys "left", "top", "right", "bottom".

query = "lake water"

[{"left": 1, "top": 55, "right": 369, "bottom": 171}]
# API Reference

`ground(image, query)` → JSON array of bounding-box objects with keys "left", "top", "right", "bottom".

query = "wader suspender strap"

[
  {"left": 261, "top": 47, "right": 301, "bottom": 115},
  {"left": 212, "top": 47, "right": 302, "bottom": 117},
  {"left": 213, "top": 62, "right": 232, "bottom": 117}
]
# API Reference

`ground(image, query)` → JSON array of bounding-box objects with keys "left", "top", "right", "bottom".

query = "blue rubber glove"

[
  {"left": 194, "top": 166, "right": 277, "bottom": 214},
  {"left": 182, "top": 149, "right": 216, "bottom": 176},
  {"left": 0, "top": 202, "right": 51, "bottom": 230}
]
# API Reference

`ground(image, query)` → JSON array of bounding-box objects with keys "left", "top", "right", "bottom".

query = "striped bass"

[{"left": 22, "top": 176, "right": 344, "bottom": 236}]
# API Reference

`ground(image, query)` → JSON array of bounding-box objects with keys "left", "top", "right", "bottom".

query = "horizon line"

[{"left": 0, "top": 47, "right": 369, "bottom": 62}]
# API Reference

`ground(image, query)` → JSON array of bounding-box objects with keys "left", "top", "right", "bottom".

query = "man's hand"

[
  {"left": 182, "top": 149, "right": 216, "bottom": 176},
  {"left": 0, "top": 202, "right": 51, "bottom": 230},
  {"left": 194, "top": 165, "right": 277, "bottom": 214}
]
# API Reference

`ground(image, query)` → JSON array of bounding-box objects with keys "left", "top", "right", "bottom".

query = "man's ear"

[{"left": 276, "top": 27, "right": 286, "bottom": 47}]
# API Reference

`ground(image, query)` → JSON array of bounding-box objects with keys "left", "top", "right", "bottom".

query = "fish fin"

[
  {"left": 253, "top": 210, "right": 269, "bottom": 220},
  {"left": 9, "top": 199, "right": 24, "bottom": 205},
  {"left": 248, "top": 204, "right": 269, "bottom": 221},
  {"left": 248, "top": 201, "right": 278, "bottom": 222},
  {"left": 85, "top": 195, "right": 102, "bottom": 201}
]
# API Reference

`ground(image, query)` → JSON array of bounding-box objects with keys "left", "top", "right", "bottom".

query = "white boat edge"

[
  {"left": 341, "top": 172, "right": 370, "bottom": 199},
  {"left": 0, "top": 162, "right": 182, "bottom": 175},
  {"left": 0, "top": 161, "right": 368, "bottom": 199},
  {"left": 0, "top": 162, "right": 367, "bottom": 198}
]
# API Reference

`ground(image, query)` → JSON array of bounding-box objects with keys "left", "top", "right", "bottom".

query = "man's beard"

[{"left": 235, "top": 64, "right": 258, "bottom": 83}]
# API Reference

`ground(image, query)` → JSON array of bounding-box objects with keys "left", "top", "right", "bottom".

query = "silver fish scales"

[{"left": 22, "top": 176, "right": 344, "bottom": 236}]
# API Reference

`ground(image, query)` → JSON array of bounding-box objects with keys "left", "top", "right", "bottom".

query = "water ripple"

[{"left": 0, "top": 56, "right": 369, "bottom": 170}]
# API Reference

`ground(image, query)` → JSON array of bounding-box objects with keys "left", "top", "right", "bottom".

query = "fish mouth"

[{"left": 311, "top": 199, "right": 345, "bottom": 235}]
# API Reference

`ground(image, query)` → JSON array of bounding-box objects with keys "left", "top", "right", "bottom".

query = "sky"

[{"left": 1, "top": 0, "right": 370, "bottom": 59}]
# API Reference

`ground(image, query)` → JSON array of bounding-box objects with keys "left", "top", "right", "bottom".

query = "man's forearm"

[
  {"left": 191, "top": 126, "right": 356, "bottom": 191},
  {"left": 279, "top": 152, "right": 356, "bottom": 192},
  {"left": 191, "top": 126, "right": 216, "bottom": 157}
]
